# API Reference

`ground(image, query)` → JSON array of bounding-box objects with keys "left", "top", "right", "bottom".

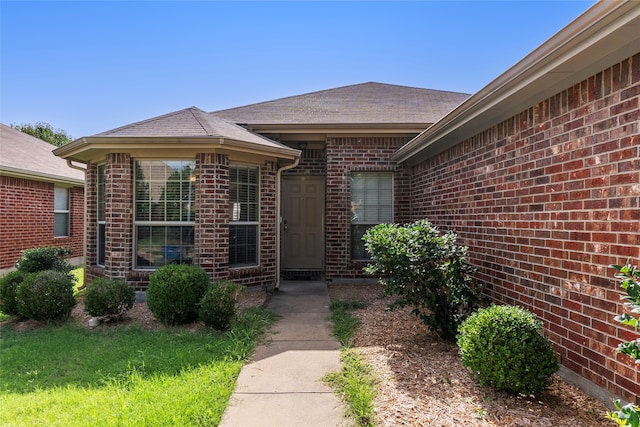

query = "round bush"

[
  {"left": 457, "top": 304, "right": 559, "bottom": 395},
  {"left": 16, "top": 270, "right": 76, "bottom": 323},
  {"left": 199, "top": 280, "right": 243, "bottom": 330},
  {"left": 0, "top": 271, "right": 27, "bottom": 316},
  {"left": 84, "top": 277, "right": 135, "bottom": 318},
  {"left": 15, "top": 246, "right": 72, "bottom": 274},
  {"left": 147, "top": 264, "right": 209, "bottom": 325}
]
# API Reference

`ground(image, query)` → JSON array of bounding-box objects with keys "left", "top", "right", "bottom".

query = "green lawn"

[{"left": 0, "top": 307, "right": 277, "bottom": 426}]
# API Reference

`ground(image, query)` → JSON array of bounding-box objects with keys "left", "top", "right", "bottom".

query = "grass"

[
  {"left": 325, "top": 299, "right": 377, "bottom": 427},
  {"left": 0, "top": 307, "right": 277, "bottom": 426},
  {"left": 70, "top": 266, "right": 84, "bottom": 291},
  {"left": 329, "top": 299, "right": 367, "bottom": 346}
]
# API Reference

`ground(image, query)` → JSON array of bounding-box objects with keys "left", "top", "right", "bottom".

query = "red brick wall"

[
  {"left": 84, "top": 153, "right": 279, "bottom": 290},
  {"left": 408, "top": 54, "right": 640, "bottom": 402},
  {"left": 325, "top": 136, "right": 412, "bottom": 280},
  {"left": 0, "top": 176, "right": 84, "bottom": 269}
]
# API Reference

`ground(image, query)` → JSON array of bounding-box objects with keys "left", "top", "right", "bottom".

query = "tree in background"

[{"left": 11, "top": 122, "right": 73, "bottom": 146}]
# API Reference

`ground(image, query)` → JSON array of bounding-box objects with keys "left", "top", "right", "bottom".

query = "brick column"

[
  {"left": 104, "top": 153, "right": 133, "bottom": 279},
  {"left": 84, "top": 163, "right": 98, "bottom": 269},
  {"left": 260, "top": 161, "right": 277, "bottom": 285},
  {"left": 195, "top": 153, "right": 229, "bottom": 280}
]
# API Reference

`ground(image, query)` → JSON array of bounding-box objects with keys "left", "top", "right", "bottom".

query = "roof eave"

[
  {"left": 0, "top": 166, "right": 84, "bottom": 186},
  {"left": 245, "top": 122, "right": 433, "bottom": 134},
  {"left": 53, "top": 136, "right": 300, "bottom": 163},
  {"left": 393, "top": 0, "right": 640, "bottom": 165}
]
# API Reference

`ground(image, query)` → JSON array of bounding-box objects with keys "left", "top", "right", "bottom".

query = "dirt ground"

[{"left": 327, "top": 282, "right": 613, "bottom": 427}]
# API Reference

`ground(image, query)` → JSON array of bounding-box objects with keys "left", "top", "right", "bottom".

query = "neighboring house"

[
  {"left": 53, "top": 1, "right": 639, "bottom": 403},
  {"left": 0, "top": 124, "right": 84, "bottom": 272}
]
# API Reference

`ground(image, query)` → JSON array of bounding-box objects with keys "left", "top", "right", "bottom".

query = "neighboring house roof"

[
  {"left": 54, "top": 107, "right": 300, "bottom": 163},
  {"left": 212, "top": 82, "right": 470, "bottom": 128},
  {"left": 394, "top": 1, "right": 640, "bottom": 165},
  {"left": 0, "top": 123, "right": 84, "bottom": 185}
]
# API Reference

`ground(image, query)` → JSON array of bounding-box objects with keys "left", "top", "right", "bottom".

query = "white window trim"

[
  {"left": 54, "top": 186, "right": 70, "bottom": 238},
  {"left": 96, "top": 164, "right": 106, "bottom": 266},
  {"left": 229, "top": 164, "right": 261, "bottom": 269},
  {"left": 133, "top": 159, "right": 196, "bottom": 270},
  {"left": 350, "top": 171, "right": 394, "bottom": 261}
]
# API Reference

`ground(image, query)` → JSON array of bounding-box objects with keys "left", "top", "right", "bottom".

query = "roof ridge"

[
  {"left": 188, "top": 107, "right": 216, "bottom": 136},
  {"left": 210, "top": 82, "right": 470, "bottom": 115},
  {"left": 98, "top": 107, "right": 198, "bottom": 136}
]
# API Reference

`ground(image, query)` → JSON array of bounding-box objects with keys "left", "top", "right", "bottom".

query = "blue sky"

[{"left": 1, "top": 1, "right": 596, "bottom": 139}]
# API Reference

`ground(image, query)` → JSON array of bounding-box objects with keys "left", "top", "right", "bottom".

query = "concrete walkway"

[{"left": 219, "top": 280, "right": 352, "bottom": 427}]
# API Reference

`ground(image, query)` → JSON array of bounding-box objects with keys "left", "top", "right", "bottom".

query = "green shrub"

[
  {"left": 457, "top": 304, "right": 559, "bottom": 395},
  {"left": 147, "top": 264, "right": 209, "bottom": 325},
  {"left": 15, "top": 246, "right": 73, "bottom": 275},
  {"left": 84, "top": 277, "right": 135, "bottom": 319},
  {"left": 0, "top": 271, "right": 27, "bottom": 316},
  {"left": 607, "top": 263, "right": 640, "bottom": 426},
  {"left": 363, "top": 220, "right": 486, "bottom": 339},
  {"left": 608, "top": 399, "right": 640, "bottom": 427},
  {"left": 16, "top": 270, "right": 76, "bottom": 323},
  {"left": 199, "top": 280, "right": 243, "bottom": 330}
]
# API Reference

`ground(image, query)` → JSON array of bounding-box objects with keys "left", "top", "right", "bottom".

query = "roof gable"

[
  {"left": 0, "top": 124, "right": 84, "bottom": 184},
  {"left": 212, "top": 82, "right": 470, "bottom": 126}
]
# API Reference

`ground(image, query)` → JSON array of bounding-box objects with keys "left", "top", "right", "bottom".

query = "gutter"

[
  {"left": 274, "top": 156, "right": 300, "bottom": 290},
  {"left": 66, "top": 159, "right": 88, "bottom": 278},
  {"left": 392, "top": 0, "right": 640, "bottom": 165}
]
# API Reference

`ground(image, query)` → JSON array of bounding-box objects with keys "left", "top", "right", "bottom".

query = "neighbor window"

[
  {"left": 350, "top": 172, "right": 393, "bottom": 260},
  {"left": 97, "top": 164, "right": 105, "bottom": 265},
  {"left": 54, "top": 187, "right": 70, "bottom": 237},
  {"left": 134, "top": 160, "right": 196, "bottom": 268},
  {"left": 229, "top": 166, "right": 259, "bottom": 267}
]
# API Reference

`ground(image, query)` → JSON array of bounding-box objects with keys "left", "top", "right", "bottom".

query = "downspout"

[
  {"left": 275, "top": 156, "right": 300, "bottom": 290},
  {"left": 67, "top": 160, "right": 88, "bottom": 274}
]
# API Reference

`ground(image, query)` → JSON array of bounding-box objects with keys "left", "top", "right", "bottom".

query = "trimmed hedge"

[
  {"left": 199, "top": 280, "right": 243, "bottom": 330},
  {"left": 147, "top": 264, "right": 209, "bottom": 325},
  {"left": 16, "top": 270, "right": 76, "bottom": 323},
  {"left": 84, "top": 277, "right": 135, "bottom": 319},
  {"left": 457, "top": 304, "right": 559, "bottom": 395}
]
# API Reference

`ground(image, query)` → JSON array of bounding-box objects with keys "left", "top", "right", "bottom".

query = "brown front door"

[{"left": 281, "top": 176, "right": 325, "bottom": 277}]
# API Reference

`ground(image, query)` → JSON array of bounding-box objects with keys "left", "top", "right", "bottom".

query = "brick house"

[
  {"left": 393, "top": 1, "right": 640, "bottom": 402},
  {"left": 53, "top": 87, "right": 467, "bottom": 289},
  {"left": 0, "top": 124, "right": 84, "bottom": 273},
  {"left": 53, "top": 0, "right": 639, "bottom": 403}
]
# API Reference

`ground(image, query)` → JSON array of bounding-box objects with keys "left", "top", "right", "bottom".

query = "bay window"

[
  {"left": 97, "top": 164, "right": 105, "bottom": 265},
  {"left": 134, "top": 160, "right": 195, "bottom": 268},
  {"left": 229, "top": 166, "right": 259, "bottom": 267}
]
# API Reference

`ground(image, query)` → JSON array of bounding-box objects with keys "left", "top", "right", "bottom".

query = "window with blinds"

[{"left": 350, "top": 172, "right": 393, "bottom": 260}]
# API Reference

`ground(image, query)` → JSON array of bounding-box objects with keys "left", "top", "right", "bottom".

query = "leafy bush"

[
  {"left": 84, "top": 277, "right": 135, "bottom": 319},
  {"left": 607, "top": 263, "right": 640, "bottom": 426},
  {"left": 0, "top": 271, "right": 27, "bottom": 316},
  {"left": 147, "top": 264, "right": 209, "bottom": 325},
  {"left": 16, "top": 270, "right": 76, "bottom": 323},
  {"left": 457, "top": 304, "right": 559, "bottom": 395},
  {"left": 15, "top": 246, "right": 73, "bottom": 275},
  {"left": 608, "top": 399, "right": 640, "bottom": 427},
  {"left": 198, "top": 280, "right": 243, "bottom": 330},
  {"left": 363, "top": 220, "right": 486, "bottom": 339}
]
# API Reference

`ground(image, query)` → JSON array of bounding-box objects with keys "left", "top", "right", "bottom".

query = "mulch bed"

[{"left": 327, "top": 282, "right": 612, "bottom": 427}]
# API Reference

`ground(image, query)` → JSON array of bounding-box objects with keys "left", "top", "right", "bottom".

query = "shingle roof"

[
  {"left": 211, "top": 82, "right": 470, "bottom": 125},
  {"left": 0, "top": 124, "right": 84, "bottom": 184},
  {"left": 97, "top": 106, "right": 293, "bottom": 150}
]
